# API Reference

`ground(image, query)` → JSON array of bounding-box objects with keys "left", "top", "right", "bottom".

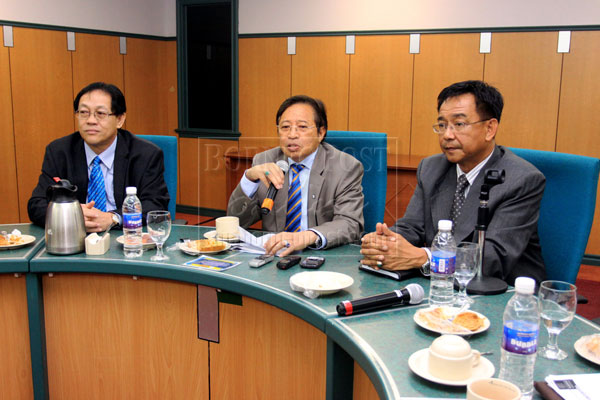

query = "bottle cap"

[
  {"left": 126, "top": 186, "right": 137, "bottom": 195},
  {"left": 438, "top": 220, "right": 453, "bottom": 231},
  {"left": 514, "top": 277, "right": 536, "bottom": 294}
]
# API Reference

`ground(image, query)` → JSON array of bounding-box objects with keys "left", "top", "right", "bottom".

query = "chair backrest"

[
  {"left": 138, "top": 135, "right": 178, "bottom": 219},
  {"left": 510, "top": 147, "right": 600, "bottom": 284},
  {"left": 325, "top": 131, "right": 387, "bottom": 233}
]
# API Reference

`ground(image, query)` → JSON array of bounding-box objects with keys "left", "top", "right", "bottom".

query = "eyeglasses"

[
  {"left": 432, "top": 119, "right": 491, "bottom": 135},
  {"left": 277, "top": 124, "right": 315, "bottom": 134},
  {"left": 75, "top": 110, "right": 115, "bottom": 121}
]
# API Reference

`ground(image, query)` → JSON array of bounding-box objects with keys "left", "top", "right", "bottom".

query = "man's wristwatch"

[{"left": 110, "top": 212, "right": 120, "bottom": 228}]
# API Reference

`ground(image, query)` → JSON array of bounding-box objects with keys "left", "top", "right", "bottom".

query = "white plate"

[
  {"left": 203, "top": 230, "right": 240, "bottom": 243},
  {"left": 0, "top": 234, "right": 36, "bottom": 250},
  {"left": 116, "top": 234, "right": 156, "bottom": 250},
  {"left": 574, "top": 334, "right": 600, "bottom": 365},
  {"left": 289, "top": 271, "right": 354, "bottom": 296},
  {"left": 408, "top": 348, "right": 495, "bottom": 386},
  {"left": 414, "top": 306, "right": 490, "bottom": 336},
  {"left": 179, "top": 241, "right": 231, "bottom": 255}
]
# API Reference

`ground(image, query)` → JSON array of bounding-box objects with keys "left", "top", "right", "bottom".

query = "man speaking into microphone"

[{"left": 227, "top": 95, "right": 364, "bottom": 256}]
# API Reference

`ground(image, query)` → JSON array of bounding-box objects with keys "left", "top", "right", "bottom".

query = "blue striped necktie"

[
  {"left": 285, "top": 163, "right": 305, "bottom": 232},
  {"left": 88, "top": 156, "right": 107, "bottom": 212}
]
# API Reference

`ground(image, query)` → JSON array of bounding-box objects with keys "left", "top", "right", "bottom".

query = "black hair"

[
  {"left": 73, "top": 82, "right": 127, "bottom": 116},
  {"left": 276, "top": 95, "right": 328, "bottom": 132},
  {"left": 437, "top": 80, "right": 504, "bottom": 122}
]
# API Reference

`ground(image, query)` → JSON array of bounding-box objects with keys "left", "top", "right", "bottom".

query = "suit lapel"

[
  {"left": 274, "top": 152, "right": 289, "bottom": 232},
  {"left": 112, "top": 131, "right": 129, "bottom": 209},
  {"left": 73, "top": 138, "right": 89, "bottom": 204},
  {"left": 307, "top": 145, "right": 326, "bottom": 228},
  {"left": 431, "top": 166, "right": 456, "bottom": 227}
]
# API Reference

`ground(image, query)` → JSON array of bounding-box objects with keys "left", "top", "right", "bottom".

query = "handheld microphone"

[
  {"left": 336, "top": 283, "right": 424, "bottom": 316},
  {"left": 261, "top": 160, "right": 289, "bottom": 215}
]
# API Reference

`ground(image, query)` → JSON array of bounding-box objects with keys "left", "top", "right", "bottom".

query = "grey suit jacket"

[
  {"left": 392, "top": 145, "right": 546, "bottom": 285},
  {"left": 227, "top": 142, "right": 364, "bottom": 248}
]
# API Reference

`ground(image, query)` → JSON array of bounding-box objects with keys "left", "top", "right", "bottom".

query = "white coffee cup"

[
  {"left": 428, "top": 334, "right": 480, "bottom": 381},
  {"left": 467, "top": 378, "right": 521, "bottom": 400},
  {"left": 215, "top": 216, "right": 239, "bottom": 239}
]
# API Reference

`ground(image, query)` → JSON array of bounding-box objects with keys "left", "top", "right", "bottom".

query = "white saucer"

[
  {"left": 290, "top": 271, "right": 354, "bottom": 296},
  {"left": 408, "top": 348, "right": 495, "bottom": 386},
  {"left": 414, "top": 307, "right": 490, "bottom": 336},
  {"left": 203, "top": 230, "right": 240, "bottom": 243},
  {"left": 116, "top": 234, "right": 156, "bottom": 250},
  {"left": 574, "top": 334, "right": 600, "bottom": 365}
]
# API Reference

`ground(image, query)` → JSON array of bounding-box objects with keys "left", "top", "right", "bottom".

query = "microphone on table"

[
  {"left": 336, "top": 283, "right": 425, "bottom": 316},
  {"left": 261, "top": 160, "right": 290, "bottom": 215}
]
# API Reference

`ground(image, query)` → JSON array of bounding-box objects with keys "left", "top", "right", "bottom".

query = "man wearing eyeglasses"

[
  {"left": 361, "top": 80, "right": 546, "bottom": 285},
  {"left": 28, "top": 82, "right": 169, "bottom": 232},
  {"left": 227, "top": 95, "right": 364, "bottom": 256}
]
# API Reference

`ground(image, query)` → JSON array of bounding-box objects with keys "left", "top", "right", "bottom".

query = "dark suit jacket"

[
  {"left": 392, "top": 145, "right": 546, "bottom": 285},
  {"left": 28, "top": 129, "right": 169, "bottom": 227},
  {"left": 227, "top": 142, "right": 364, "bottom": 248}
]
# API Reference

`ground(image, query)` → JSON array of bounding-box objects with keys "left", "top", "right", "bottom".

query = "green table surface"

[
  {"left": 327, "top": 290, "right": 600, "bottom": 399},
  {"left": 0, "top": 223, "right": 45, "bottom": 273},
  {"left": 27, "top": 224, "right": 600, "bottom": 399}
]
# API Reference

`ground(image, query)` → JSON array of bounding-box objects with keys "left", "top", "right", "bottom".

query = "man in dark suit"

[
  {"left": 361, "top": 80, "right": 546, "bottom": 285},
  {"left": 227, "top": 95, "right": 364, "bottom": 256},
  {"left": 28, "top": 82, "right": 169, "bottom": 233}
]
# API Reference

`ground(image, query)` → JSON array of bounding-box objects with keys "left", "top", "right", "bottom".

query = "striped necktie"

[
  {"left": 285, "top": 163, "right": 305, "bottom": 232},
  {"left": 88, "top": 156, "right": 107, "bottom": 212}
]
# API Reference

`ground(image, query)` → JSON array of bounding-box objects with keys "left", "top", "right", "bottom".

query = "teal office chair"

[
  {"left": 325, "top": 131, "right": 387, "bottom": 234},
  {"left": 138, "top": 135, "right": 184, "bottom": 223},
  {"left": 510, "top": 148, "right": 600, "bottom": 284}
]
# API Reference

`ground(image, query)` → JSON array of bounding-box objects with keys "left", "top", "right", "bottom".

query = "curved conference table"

[{"left": 2, "top": 224, "right": 599, "bottom": 399}]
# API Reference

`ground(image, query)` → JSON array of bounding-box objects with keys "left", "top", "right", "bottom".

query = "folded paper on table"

[
  {"left": 231, "top": 227, "right": 274, "bottom": 254},
  {"left": 545, "top": 373, "right": 600, "bottom": 400}
]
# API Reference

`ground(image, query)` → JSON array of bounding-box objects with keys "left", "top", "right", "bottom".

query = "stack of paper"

[
  {"left": 231, "top": 227, "right": 275, "bottom": 254},
  {"left": 545, "top": 374, "right": 599, "bottom": 400}
]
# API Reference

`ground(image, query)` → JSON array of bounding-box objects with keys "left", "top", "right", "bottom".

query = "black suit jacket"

[
  {"left": 392, "top": 146, "right": 546, "bottom": 286},
  {"left": 28, "top": 129, "right": 169, "bottom": 227}
]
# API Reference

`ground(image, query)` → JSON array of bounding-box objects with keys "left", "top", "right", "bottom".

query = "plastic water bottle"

[
  {"left": 429, "top": 220, "right": 456, "bottom": 306},
  {"left": 122, "top": 186, "right": 143, "bottom": 258},
  {"left": 499, "top": 277, "right": 540, "bottom": 400}
]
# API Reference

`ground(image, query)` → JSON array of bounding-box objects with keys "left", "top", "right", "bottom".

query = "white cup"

[
  {"left": 215, "top": 216, "right": 239, "bottom": 239},
  {"left": 428, "top": 334, "right": 480, "bottom": 381},
  {"left": 467, "top": 378, "right": 521, "bottom": 400}
]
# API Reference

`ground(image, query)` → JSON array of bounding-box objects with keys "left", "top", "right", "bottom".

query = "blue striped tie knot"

[
  {"left": 88, "top": 156, "right": 107, "bottom": 212},
  {"left": 285, "top": 163, "right": 305, "bottom": 232}
]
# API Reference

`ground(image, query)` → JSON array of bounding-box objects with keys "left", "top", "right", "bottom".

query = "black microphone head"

[
  {"left": 406, "top": 283, "right": 424, "bottom": 304},
  {"left": 276, "top": 160, "right": 289, "bottom": 174}
]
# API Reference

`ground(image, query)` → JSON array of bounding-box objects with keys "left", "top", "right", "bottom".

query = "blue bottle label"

[
  {"left": 431, "top": 254, "right": 455, "bottom": 274},
  {"left": 123, "top": 213, "right": 142, "bottom": 229},
  {"left": 502, "top": 321, "right": 539, "bottom": 354}
]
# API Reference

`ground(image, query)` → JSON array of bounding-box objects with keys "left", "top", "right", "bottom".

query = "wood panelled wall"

[
  {"left": 0, "top": 27, "right": 177, "bottom": 225},
  {"left": 2, "top": 27, "right": 600, "bottom": 254},
  {"left": 238, "top": 32, "right": 600, "bottom": 255}
]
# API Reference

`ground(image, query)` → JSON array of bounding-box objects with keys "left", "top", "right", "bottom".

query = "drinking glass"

[
  {"left": 454, "top": 242, "right": 480, "bottom": 306},
  {"left": 147, "top": 210, "right": 171, "bottom": 261},
  {"left": 538, "top": 280, "right": 577, "bottom": 360}
]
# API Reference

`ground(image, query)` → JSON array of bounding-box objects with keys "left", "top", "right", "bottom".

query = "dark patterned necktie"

[
  {"left": 450, "top": 174, "right": 469, "bottom": 230},
  {"left": 88, "top": 156, "right": 107, "bottom": 212},
  {"left": 285, "top": 163, "right": 305, "bottom": 232}
]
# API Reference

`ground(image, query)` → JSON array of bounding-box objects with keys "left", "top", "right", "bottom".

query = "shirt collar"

[
  {"left": 287, "top": 146, "right": 318, "bottom": 170},
  {"left": 84, "top": 136, "right": 118, "bottom": 170},
  {"left": 456, "top": 147, "right": 495, "bottom": 185}
]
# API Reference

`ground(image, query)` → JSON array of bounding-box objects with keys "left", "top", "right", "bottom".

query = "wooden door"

[
  {"left": 292, "top": 36, "right": 350, "bottom": 131},
  {"left": 348, "top": 35, "right": 414, "bottom": 155},
  {"left": 10, "top": 28, "right": 74, "bottom": 222},
  {"left": 411, "top": 33, "right": 484, "bottom": 157},
  {"left": 0, "top": 28, "right": 20, "bottom": 223},
  {"left": 484, "top": 32, "right": 562, "bottom": 150},
  {"left": 239, "top": 37, "right": 290, "bottom": 149}
]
